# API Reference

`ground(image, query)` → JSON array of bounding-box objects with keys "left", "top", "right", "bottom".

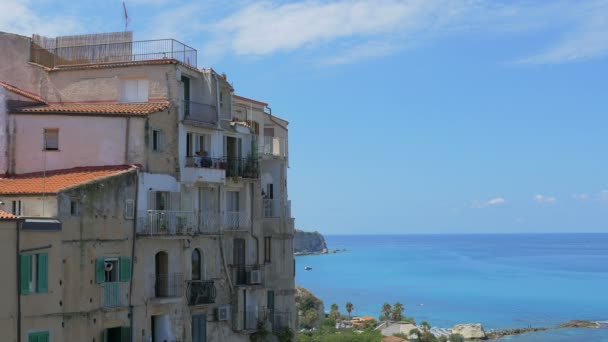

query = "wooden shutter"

[
  {"left": 20, "top": 254, "right": 31, "bottom": 295},
  {"left": 39, "top": 332, "right": 49, "bottom": 342},
  {"left": 96, "top": 258, "right": 105, "bottom": 284},
  {"left": 37, "top": 253, "right": 48, "bottom": 293},
  {"left": 120, "top": 257, "right": 131, "bottom": 282}
]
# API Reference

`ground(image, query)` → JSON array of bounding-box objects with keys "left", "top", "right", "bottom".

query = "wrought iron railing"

[
  {"left": 222, "top": 157, "right": 259, "bottom": 179},
  {"left": 183, "top": 100, "right": 217, "bottom": 125},
  {"left": 230, "top": 264, "right": 264, "bottom": 286},
  {"left": 153, "top": 273, "right": 183, "bottom": 298},
  {"left": 223, "top": 211, "right": 251, "bottom": 230},
  {"left": 31, "top": 38, "right": 197, "bottom": 68},
  {"left": 185, "top": 156, "right": 223, "bottom": 169},
  {"left": 102, "top": 282, "right": 124, "bottom": 308},
  {"left": 186, "top": 280, "right": 216, "bottom": 305},
  {"left": 259, "top": 136, "right": 288, "bottom": 158},
  {"left": 137, "top": 210, "right": 219, "bottom": 235}
]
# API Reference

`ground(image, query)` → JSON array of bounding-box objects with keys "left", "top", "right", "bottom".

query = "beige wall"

[{"left": 0, "top": 219, "right": 18, "bottom": 342}]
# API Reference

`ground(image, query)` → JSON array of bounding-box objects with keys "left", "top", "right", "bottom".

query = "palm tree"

[
  {"left": 329, "top": 303, "right": 340, "bottom": 320},
  {"left": 392, "top": 302, "right": 404, "bottom": 321},
  {"left": 345, "top": 302, "right": 354, "bottom": 320},
  {"left": 420, "top": 321, "right": 431, "bottom": 332},
  {"left": 381, "top": 303, "right": 392, "bottom": 321}
]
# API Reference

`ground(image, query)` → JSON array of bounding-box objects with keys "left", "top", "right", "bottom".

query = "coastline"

[{"left": 294, "top": 248, "right": 346, "bottom": 256}]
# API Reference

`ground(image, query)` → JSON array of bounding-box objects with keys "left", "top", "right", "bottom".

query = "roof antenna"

[{"left": 122, "top": 1, "right": 130, "bottom": 32}]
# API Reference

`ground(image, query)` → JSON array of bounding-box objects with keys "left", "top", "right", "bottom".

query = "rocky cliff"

[{"left": 294, "top": 230, "right": 328, "bottom": 254}]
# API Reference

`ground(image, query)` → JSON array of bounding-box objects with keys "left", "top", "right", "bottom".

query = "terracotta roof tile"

[
  {"left": 0, "top": 165, "right": 137, "bottom": 195},
  {"left": 0, "top": 210, "right": 17, "bottom": 219},
  {"left": 0, "top": 80, "right": 47, "bottom": 104},
  {"left": 13, "top": 102, "right": 170, "bottom": 116},
  {"left": 234, "top": 94, "right": 268, "bottom": 106}
]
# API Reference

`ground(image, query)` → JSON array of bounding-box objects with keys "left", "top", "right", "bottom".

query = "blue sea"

[{"left": 295, "top": 234, "right": 608, "bottom": 341}]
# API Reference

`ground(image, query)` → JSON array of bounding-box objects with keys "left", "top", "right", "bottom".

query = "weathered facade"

[{"left": 0, "top": 30, "right": 296, "bottom": 341}]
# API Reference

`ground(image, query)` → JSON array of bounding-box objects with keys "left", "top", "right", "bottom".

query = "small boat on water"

[{"left": 304, "top": 266, "right": 312, "bottom": 270}]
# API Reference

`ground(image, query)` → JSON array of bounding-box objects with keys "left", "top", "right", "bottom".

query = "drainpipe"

[
  {"left": 213, "top": 73, "right": 221, "bottom": 129},
  {"left": 128, "top": 168, "right": 139, "bottom": 332},
  {"left": 16, "top": 217, "right": 21, "bottom": 342},
  {"left": 249, "top": 182, "right": 260, "bottom": 265}
]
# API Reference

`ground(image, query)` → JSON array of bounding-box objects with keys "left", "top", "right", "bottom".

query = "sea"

[{"left": 295, "top": 234, "right": 608, "bottom": 341}]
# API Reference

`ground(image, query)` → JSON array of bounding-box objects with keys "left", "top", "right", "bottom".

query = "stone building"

[{"left": 0, "top": 30, "right": 295, "bottom": 342}]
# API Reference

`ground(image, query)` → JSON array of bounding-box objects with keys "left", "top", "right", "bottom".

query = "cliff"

[
  {"left": 295, "top": 286, "right": 325, "bottom": 329},
  {"left": 294, "top": 229, "right": 328, "bottom": 254}
]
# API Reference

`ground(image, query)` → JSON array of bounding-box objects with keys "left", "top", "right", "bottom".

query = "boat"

[{"left": 304, "top": 266, "right": 312, "bottom": 270}]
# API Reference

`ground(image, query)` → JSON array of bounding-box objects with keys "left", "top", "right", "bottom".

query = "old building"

[{"left": 0, "top": 30, "right": 296, "bottom": 341}]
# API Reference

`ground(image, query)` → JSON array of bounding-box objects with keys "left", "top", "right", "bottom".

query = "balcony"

[
  {"left": 137, "top": 210, "right": 219, "bottom": 235},
  {"left": 230, "top": 264, "right": 265, "bottom": 286},
  {"left": 259, "top": 136, "right": 288, "bottom": 159},
  {"left": 183, "top": 101, "right": 217, "bottom": 126},
  {"left": 152, "top": 273, "right": 184, "bottom": 298},
  {"left": 263, "top": 198, "right": 282, "bottom": 218},
  {"left": 31, "top": 38, "right": 197, "bottom": 68},
  {"left": 223, "top": 211, "right": 251, "bottom": 231},
  {"left": 182, "top": 156, "right": 226, "bottom": 184},
  {"left": 271, "top": 311, "right": 292, "bottom": 331},
  {"left": 224, "top": 157, "right": 259, "bottom": 179},
  {"left": 187, "top": 280, "right": 216, "bottom": 305},
  {"left": 102, "top": 282, "right": 125, "bottom": 308}
]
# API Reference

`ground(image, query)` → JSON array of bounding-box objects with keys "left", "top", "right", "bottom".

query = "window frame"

[
  {"left": 43, "top": 128, "right": 59, "bottom": 151},
  {"left": 152, "top": 129, "right": 164, "bottom": 152},
  {"left": 192, "top": 248, "right": 202, "bottom": 281},
  {"left": 264, "top": 236, "right": 272, "bottom": 263}
]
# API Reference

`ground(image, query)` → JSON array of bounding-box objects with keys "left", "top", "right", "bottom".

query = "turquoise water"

[{"left": 295, "top": 234, "right": 608, "bottom": 341}]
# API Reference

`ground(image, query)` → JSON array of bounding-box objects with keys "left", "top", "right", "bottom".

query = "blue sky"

[{"left": 2, "top": 0, "right": 607, "bottom": 234}]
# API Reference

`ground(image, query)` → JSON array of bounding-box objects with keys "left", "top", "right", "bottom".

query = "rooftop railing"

[{"left": 31, "top": 38, "right": 197, "bottom": 68}]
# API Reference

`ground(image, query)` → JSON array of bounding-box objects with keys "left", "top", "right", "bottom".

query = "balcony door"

[
  {"left": 192, "top": 313, "right": 207, "bottom": 342},
  {"left": 155, "top": 252, "right": 169, "bottom": 297},
  {"left": 233, "top": 238, "right": 246, "bottom": 284}
]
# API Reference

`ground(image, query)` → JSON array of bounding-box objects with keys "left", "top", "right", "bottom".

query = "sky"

[{"left": 1, "top": 0, "right": 607, "bottom": 234}]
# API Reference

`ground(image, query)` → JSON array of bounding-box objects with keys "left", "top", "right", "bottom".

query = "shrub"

[{"left": 448, "top": 333, "right": 465, "bottom": 342}]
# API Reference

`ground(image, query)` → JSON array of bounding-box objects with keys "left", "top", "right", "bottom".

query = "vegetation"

[
  {"left": 393, "top": 332, "right": 409, "bottom": 339},
  {"left": 274, "top": 327, "right": 295, "bottom": 342},
  {"left": 448, "top": 333, "right": 465, "bottom": 342},
  {"left": 381, "top": 303, "right": 392, "bottom": 321},
  {"left": 301, "top": 308, "right": 319, "bottom": 329},
  {"left": 400, "top": 317, "right": 416, "bottom": 324},
  {"left": 419, "top": 321, "right": 431, "bottom": 332},
  {"left": 329, "top": 303, "right": 340, "bottom": 320},
  {"left": 345, "top": 302, "right": 354, "bottom": 320},
  {"left": 391, "top": 302, "right": 404, "bottom": 321},
  {"left": 298, "top": 318, "right": 382, "bottom": 342},
  {"left": 300, "top": 295, "right": 317, "bottom": 312}
]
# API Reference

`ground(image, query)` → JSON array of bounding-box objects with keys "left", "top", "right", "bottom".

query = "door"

[
  {"left": 182, "top": 76, "right": 190, "bottom": 117},
  {"left": 233, "top": 238, "right": 246, "bottom": 284},
  {"left": 267, "top": 290, "right": 275, "bottom": 329},
  {"left": 155, "top": 252, "right": 169, "bottom": 297},
  {"left": 192, "top": 313, "right": 207, "bottom": 342}
]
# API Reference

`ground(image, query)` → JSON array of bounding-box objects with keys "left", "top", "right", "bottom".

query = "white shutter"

[
  {"left": 137, "top": 79, "right": 149, "bottom": 102},
  {"left": 121, "top": 79, "right": 148, "bottom": 103}
]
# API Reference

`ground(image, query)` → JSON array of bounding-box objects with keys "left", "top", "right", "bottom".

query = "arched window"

[{"left": 192, "top": 249, "right": 201, "bottom": 280}]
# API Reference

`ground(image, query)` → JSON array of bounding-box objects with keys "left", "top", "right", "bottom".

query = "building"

[{"left": 0, "top": 30, "right": 296, "bottom": 342}]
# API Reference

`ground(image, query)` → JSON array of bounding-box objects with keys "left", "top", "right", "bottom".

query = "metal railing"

[
  {"left": 230, "top": 264, "right": 264, "bottom": 286},
  {"left": 186, "top": 280, "right": 216, "bottom": 305},
  {"left": 263, "top": 198, "right": 282, "bottom": 218},
  {"left": 259, "top": 136, "right": 288, "bottom": 158},
  {"left": 185, "top": 156, "right": 223, "bottom": 169},
  {"left": 102, "top": 282, "right": 124, "bottom": 308},
  {"left": 31, "top": 38, "right": 197, "bottom": 68},
  {"left": 153, "top": 273, "right": 183, "bottom": 298},
  {"left": 137, "top": 210, "right": 219, "bottom": 235},
  {"left": 183, "top": 100, "right": 217, "bottom": 125},
  {"left": 223, "top": 157, "right": 259, "bottom": 179},
  {"left": 223, "top": 211, "right": 251, "bottom": 230},
  {"left": 271, "top": 311, "right": 292, "bottom": 330}
]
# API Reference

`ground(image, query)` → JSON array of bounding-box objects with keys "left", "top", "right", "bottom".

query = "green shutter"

[
  {"left": 96, "top": 258, "right": 105, "bottom": 284},
  {"left": 39, "top": 332, "right": 49, "bottom": 342},
  {"left": 120, "top": 327, "right": 132, "bottom": 342},
  {"left": 20, "top": 254, "right": 31, "bottom": 295},
  {"left": 119, "top": 257, "right": 131, "bottom": 282},
  {"left": 37, "top": 253, "right": 48, "bottom": 293}
]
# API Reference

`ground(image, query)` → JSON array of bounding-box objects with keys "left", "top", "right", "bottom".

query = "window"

[
  {"left": 43, "top": 128, "right": 59, "bottom": 150},
  {"left": 28, "top": 331, "right": 49, "bottom": 342},
  {"left": 95, "top": 257, "right": 131, "bottom": 284},
  {"left": 124, "top": 199, "right": 135, "bottom": 219},
  {"left": 20, "top": 253, "right": 48, "bottom": 294},
  {"left": 219, "top": 92, "right": 223, "bottom": 108},
  {"left": 264, "top": 237, "right": 272, "bottom": 263},
  {"left": 11, "top": 200, "right": 22, "bottom": 216},
  {"left": 152, "top": 129, "right": 164, "bottom": 152},
  {"left": 192, "top": 249, "right": 201, "bottom": 280},
  {"left": 186, "top": 133, "right": 209, "bottom": 157},
  {"left": 120, "top": 79, "right": 148, "bottom": 103},
  {"left": 70, "top": 200, "right": 79, "bottom": 216},
  {"left": 104, "top": 327, "right": 131, "bottom": 342},
  {"left": 226, "top": 191, "right": 239, "bottom": 212}
]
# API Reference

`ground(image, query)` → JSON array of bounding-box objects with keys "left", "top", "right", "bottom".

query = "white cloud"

[
  {"left": 601, "top": 190, "right": 608, "bottom": 202},
  {"left": 0, "top": 0, "right": 81, "bottom": 37},
  {"left": 572, "top": 191, "right": 608, "bottom": 202},
  {"left": 471, "top": 197, "right": 506, "bottom": 209},
  {"left": 572, "top": 193, "right": 590, "bottom": 201},
  {"left": 534, "top": 194, "right": 557, "bottom": 204}
]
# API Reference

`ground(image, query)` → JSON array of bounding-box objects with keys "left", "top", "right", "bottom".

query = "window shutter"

[
  {"left": 20, "top": 254, "right": 31, "bottom": 295},
  {"left": 120, "top": 326, "right": 132, "bottom": 342},
  {"left": 28, "top": 332, "right": 37, "bottom": 342},
  {"left": 120, "top": 257, "right": 132, "bottom": 282},
  {"left": 39, "top": 332, "right": 49, "bottom": 342},
  {"left": 124, "top": 199, "right": 135, "bottom": 219},
  {"left": 96, "top": 258, "right": 105, "bottom": 284},
  {"left": 37, "top": 253, "right": 48, "bottom": 293},
  {"left": 137, "top": 79, "right": 148, "bottom": 102}
]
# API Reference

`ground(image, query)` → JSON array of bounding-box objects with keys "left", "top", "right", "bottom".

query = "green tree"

[
  {"left": 300, "top": 295, "right": 316, "bottom": 312},
  {"left": 329, "top": 303, "right": 340, "bottom": 320},
  {"left": 419, "top": 321, "right": 431, "bottom": 332},
  {"left": 409, "top": 328, "right": 421, "bottom": 342},
  {"left": 437, "top": 336, "right": 448, "bottom": 342},
  {"left": 301, "top": 309, "right": 319, "bottom": 329},
  {"left": 381, "top": 303, "right": 392, "bottom": 322},
  {"left": 391, "top": 302, "right": 404, "bottom": 321},
  {"left": 345, "top": 302, "right": 354, "bottom": 320},
  {"left": 448, "top": 333, "right": 465, "bottom": 342}
]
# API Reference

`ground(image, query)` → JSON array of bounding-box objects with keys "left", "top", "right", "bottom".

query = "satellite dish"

[{"left": 105, "top": 262, "right": 114, "bottom": 272}]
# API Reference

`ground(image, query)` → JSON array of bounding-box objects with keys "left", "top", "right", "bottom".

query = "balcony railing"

[
  {"left": 185, "top": 156, "right": 223, "bottom": 169},
  {"left": 102, "top": 282, "right": 124, "bottom": 308},
  {"left": 259, "top": 136, "right": 288, "bottom": 159},
  {"left": 137, "top": 210, "right": 219, "bottom": 235},
  {"left": 271, "top": 311, "right": 292, "bottom": 331},
  {"left": 31, "top": 38, "right": 197, "bottom": 68},
  {"left": 223, "top": 211, "right": 251, "bottom": 230},
  {"left": 230, "top": 264, "right": 265, "bottom": 286},
  {"left": 186, "top": 280, "right": 216, "bottom": 305},
  {"left": 263, "top": 198, "right": 282, "bottom": 218},
  {"left": 223, "top": 157, "right": 259, "bottom": 179},
  {"left": 183, "top": 101, "right": 217, "bottom": 125},
  {"left": 153, "top": 273, "right": 183, "bottom": 298}
]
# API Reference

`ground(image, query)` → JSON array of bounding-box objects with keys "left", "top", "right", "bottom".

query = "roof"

[
  {"left": 12, "top": 102, "right": 170, "bottom": 116},
  {"left": 33, "top": 58, "right": 200, "bottom": 73},
  {"left": 0, "top": 165, "right": 137, "bottom": 195},
  {"left": 0, "top": 210, "right": 17, "bottom": 219},
  {"left": 383, "top": 336, "right": 407, "bottom": 342},
  {"left": 0, "top": 80, "right": 47, "bottom": 104},
  {"left": 234, "top": 94, "right": 268, "bottom": 107}
]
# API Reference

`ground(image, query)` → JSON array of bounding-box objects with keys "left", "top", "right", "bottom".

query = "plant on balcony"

[
  {"left": 243, "top": 152, "right": 259, "bottom": 178},
  {"left": 250, "top": 322, "right": 269, "bottom": 342},
  {"left": 158, "top": 217, "right": 168, "bottom": 232},
  {"left": 273, "top": 327, "right": 294, "bottom": 342}
]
